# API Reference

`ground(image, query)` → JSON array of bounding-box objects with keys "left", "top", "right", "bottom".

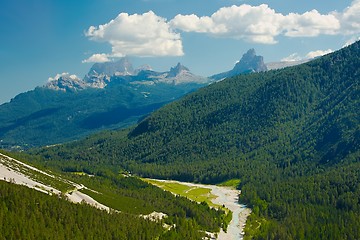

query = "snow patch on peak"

[
  {"left": 45, "top": 73, "right": 86, "bottom": 91},
  {"left": 48, "top": 72, "right": 80, "bottom": 82},
  {"left": 69, "top": 74, "right": 79, "bottom": 80}
]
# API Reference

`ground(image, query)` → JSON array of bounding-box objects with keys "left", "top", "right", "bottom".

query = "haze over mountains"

[{"left": 0, "top": 49, "right": 276, "bottom": 149}]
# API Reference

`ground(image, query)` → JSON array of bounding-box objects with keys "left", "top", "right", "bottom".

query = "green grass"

[
  {"left": 72, "top": 172, "right": 88, "bottom": 176},
  {"left": 143, "top": 179, "right": 219, "bottom": 208},
  {"left": 187, "top": 188, "right": 213, "bottom": 203},
  {"left": 243, "top": 215, "right": 270, "bottom": 240},
  {"left": 155, "top": 182, "right": 190, "bottom": 195},
  {"left": 217, "top": 179, "right": 241, "bottom": 188}
]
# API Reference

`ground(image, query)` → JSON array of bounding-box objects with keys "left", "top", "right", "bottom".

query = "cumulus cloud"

[
  {"left": 337, "top": 0, "right": 360, "bottom": 34},
  {"left": 281, "top": 49, "right": 334, "bottom": 62},
  {"left": 84, "top": 1, "right": 360, "bottom": 61},
  {"left": 82, "top": 53, "right": 110, "bottom": 63},
  {"left": 170, "top": 1, "right": 360, "bottom": 44},
  {"left": 343, "top": 36, "right": 360, "bottom": 47},
  {"left": 284, "top": 10, "right": 340, "bottom": 37},
  {"left": 171, "top": 4, "right": 285, "bottom": 44},
  {"left": 305, "top": 49, "right": 333, "bottom": 59},
  {"left": 281, "top": 53, "right": 302, "bottom": 62},
  {"left": 170, "top": 14, "right": 225, "bottom": 34},
  {"left": 84, "top": 11, "right": 183, "bottom": 60}
]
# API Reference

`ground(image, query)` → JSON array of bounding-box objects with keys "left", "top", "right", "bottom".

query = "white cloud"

[
  {"left": 48, "top": 73, "right": 80, "bottom": 82},
  {"left": 284, "top": 10, "right": 340, "bottom": 37},
  {"left": 84, "top": 1, "right": 360, "bottom": 59},
  {"left": 82, "top": 53, "right": 111, "bottom": 63},
  {"left": 170, "top": 14, "right": 225, "bottom": 34},
  {"left": 281, "top": 48, "right": 334, "bottom": 62},
  {"left": 281, "top": 53, "right": 302, "bottom": 62},
  {"left": 343, "top": 36, "right": 360, "bottom": 47},
  {"left": 337, "top": 0, "right": 360, "bottom": 34},
  {"left": 170, "top": 1, "right": 360, "bottom": 44},
  {"left": 85, "top": 11, "right": 183, "bottom": 59},
  {"left": 305, "top": 49, "right": 333, "bottom": 59},
  {"left": 171, "top": 4, "right": 285, "bottom": 44}
]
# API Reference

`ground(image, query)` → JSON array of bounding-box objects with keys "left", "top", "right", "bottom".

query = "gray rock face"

[
  {"left": 167, "top": 63, "right": 190, "bottom": 78},
  {"left": 45, "top": 74, "right": 87, "bottom": 91},
  {"left": 88, "top": 57, "right": 134, "bottom": 77},
  {"left": 45, "top": 59, "right": 211, "bottom": 91},
  {"left": 233, "top": 49, "right": 267, "bottom": 74},
  {"left": 131, "top": 62, "right": 210, "bottom": 85},
  {"left": 210, "top": 49, "right": 267, "bottom": 80},
  {"left": 83, "top": 58, "right": 134, "bottom": 88}
]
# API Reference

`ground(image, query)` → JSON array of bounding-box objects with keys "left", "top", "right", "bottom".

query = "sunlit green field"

[
  {"left": 143, "top": 179, "right": 219, "bottom": 207},
  {"left": 218, "top": 179, "right": 241, "bottom": 188}
]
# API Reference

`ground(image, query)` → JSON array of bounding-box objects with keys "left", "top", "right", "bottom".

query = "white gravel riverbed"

[{"left": 154, "top": 179, "right": 251, "bottom": 240}]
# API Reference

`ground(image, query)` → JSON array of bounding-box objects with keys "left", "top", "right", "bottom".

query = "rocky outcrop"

[{"left": 210, "top": 49, "right": 267, "bottom": 80}]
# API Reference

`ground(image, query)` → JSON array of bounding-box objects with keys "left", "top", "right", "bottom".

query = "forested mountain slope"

[
  {"left": 0, "top": 61, "right": 208, "bottom": 149},
  {"left": 31, "top": 41, "right": 360, "bottom": 239},
  {"left": 0, "top": 181, "right": 164, "bottom": 240},
  {"left": 0, "top": 151, "right": 229, "bottom": 239}
]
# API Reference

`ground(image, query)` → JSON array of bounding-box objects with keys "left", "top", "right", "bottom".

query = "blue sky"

[{"left": 0, "top": 0, "right": 359, "bottom": 104}]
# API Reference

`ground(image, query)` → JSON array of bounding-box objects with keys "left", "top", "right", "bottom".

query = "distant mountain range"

[
  {"left": 46, "top": 58, "right": 209, "bottom": 92},
  {"left": 0, "top": 60, "right": 212, "bottom": 149},
  {"left": 0, "top": 49, "right": 306, "bottom": 149}
]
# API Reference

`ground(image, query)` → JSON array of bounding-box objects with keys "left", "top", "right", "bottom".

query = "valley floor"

[{"left": 147, "top": 179, "right": 251, "bottom": 240}]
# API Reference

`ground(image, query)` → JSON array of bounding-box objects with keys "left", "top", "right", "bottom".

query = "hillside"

[
  {"left": 0, "top": 151, "right": 230, "bottom": 239},
  {"left": 0, "top": 180, "right": 166, "bottom": 240},
  {"left": 31, "top": 41, "right": 360, "bottom": 239}
]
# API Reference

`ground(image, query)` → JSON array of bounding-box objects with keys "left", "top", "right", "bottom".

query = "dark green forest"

[
  {"left": 0, "top": 180, "right": 164, "bottom": 240},
  {"left": 26, "top": 41, "right": 360, "bottom": 239},
  {"left": 0, "top": 170, "right": 229, "bottom": 240}
]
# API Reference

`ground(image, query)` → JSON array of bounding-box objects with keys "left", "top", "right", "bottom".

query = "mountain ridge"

[{"left": 46, "top": 60, "right": 209, "bottom": 92}]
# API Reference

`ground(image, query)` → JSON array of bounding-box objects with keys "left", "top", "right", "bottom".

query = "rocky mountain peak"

[
  {"left": 233, "top": 48, "right": 267, "bottom": 74},
  {"left": 45, "top": 73, "right": 87, "bottom": 91},
  {"left": 167, "top": 63, "right": 190, "bottom": 78},
  {"left": 210, "top": 49, "right": 267, "bottom": 80},
  {"left": 83, "top": 57, "right": 134, "bottom": 88}
]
